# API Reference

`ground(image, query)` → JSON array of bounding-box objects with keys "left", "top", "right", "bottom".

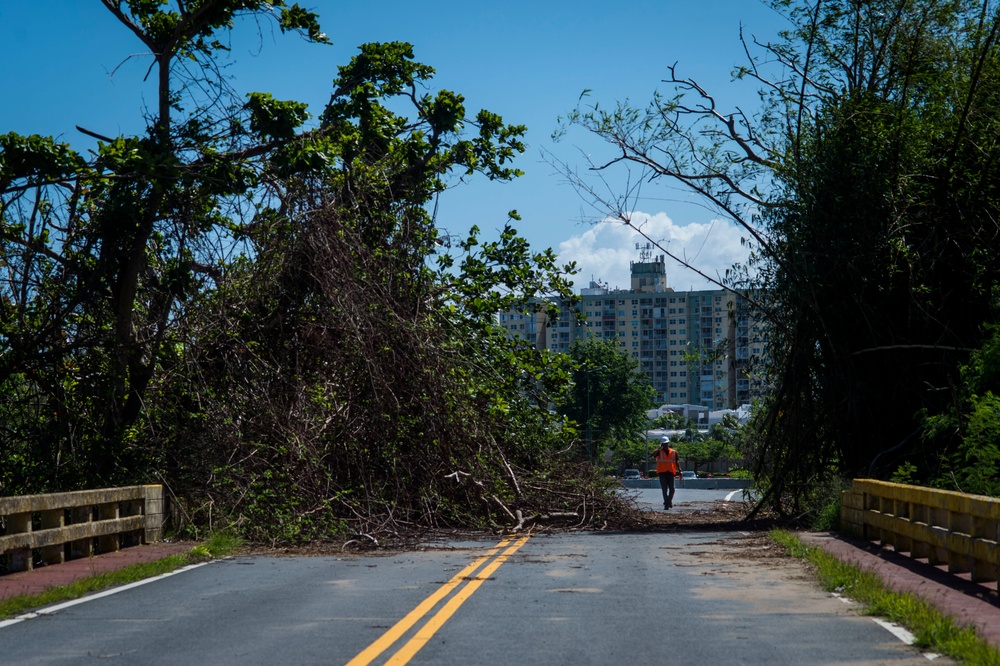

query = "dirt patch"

[
  {"left": 638, "top": 500, "right": 796, "bottom": 565},
  {"left": 645, "top": 500, "right": 751, "bottom": 526}
]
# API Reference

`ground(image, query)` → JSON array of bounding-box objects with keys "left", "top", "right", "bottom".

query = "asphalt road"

[
  {"left": 0, "top": 499, "right": 943, "bottom": 665},
  {"left": 622, "top": 485, "right": 756, "bottom": 511}
]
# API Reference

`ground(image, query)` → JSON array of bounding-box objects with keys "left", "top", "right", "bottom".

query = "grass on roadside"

[
  {"left": 772, "top": 529, "right": 1000, "bottom": 666},
  {"left": 0, "top": 531, "right": 242, "bottom": 620}
]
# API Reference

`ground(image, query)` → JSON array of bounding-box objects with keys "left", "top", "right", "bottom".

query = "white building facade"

[{"left": 499, "top": 254, "right": 764, "bottom": 410}]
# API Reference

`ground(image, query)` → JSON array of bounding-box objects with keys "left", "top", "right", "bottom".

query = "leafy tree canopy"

[
  {"left": 558, "top": 338, "right": 656, "bottom": 459},
  {"left": 649, "top": 412, "right": 694, "bottom": 430}
]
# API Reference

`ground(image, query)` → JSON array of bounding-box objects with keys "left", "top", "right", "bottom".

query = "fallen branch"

[
  {"left": 342, "top": 532, "right": 379, "bottom": 551},
  {"left": 510, "top": 509, "right": 580, "bottom": 532}
]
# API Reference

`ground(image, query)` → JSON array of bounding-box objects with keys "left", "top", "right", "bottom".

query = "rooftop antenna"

[{"left": 635, "top": 241, "right": 653, "bottom": 263}]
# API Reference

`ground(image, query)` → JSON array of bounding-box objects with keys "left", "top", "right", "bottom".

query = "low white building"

[{"left": 647, "top": 403, "right": 710, "bottom": 424}]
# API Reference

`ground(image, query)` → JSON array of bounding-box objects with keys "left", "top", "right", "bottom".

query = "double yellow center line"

[{"left": 346, "top": 534, "right": 531, "bottom": 665}]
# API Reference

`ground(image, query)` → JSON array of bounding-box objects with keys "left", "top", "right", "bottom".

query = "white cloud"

[{"left": 557, "top": 211, "right": 752, "bottom": 293}]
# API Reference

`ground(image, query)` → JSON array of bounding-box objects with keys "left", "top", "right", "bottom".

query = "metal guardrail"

[
  {"left": 840, "top": 479, "right": 999, "bottom": 584},
  {"left": 0, "top": 485, "right": 165, "bottom": 573}
]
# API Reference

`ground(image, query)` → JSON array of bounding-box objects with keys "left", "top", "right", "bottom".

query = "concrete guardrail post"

[{"left": 143, "top": 485, "right": 165, "bottom": 543}]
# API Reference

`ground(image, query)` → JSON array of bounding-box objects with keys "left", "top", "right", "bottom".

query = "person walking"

[{"left": 653, "top": 436, "right": 680, "bottom": 509}]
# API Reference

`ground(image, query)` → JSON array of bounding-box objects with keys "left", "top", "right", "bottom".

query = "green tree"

[
  {"left": 673, "top": 439, "right": 731, "bottom": 476},
  {"left": 139, "top": 38, "right": 588, "bottom": 540},
  {"left": 559, "top": 338, "right": 656, "bottom": 460},
  {"left": 554, "top": 0, "right": 1000, "bottom": 512},
  {"left": 920, "top": 318, "right": 1000, "bottom": 497},
  {"left": 708, "top": 420, "right": 738, "bottom": 447},
  {"left": 650, "top": 412, "right": 696, "bottom": 430},
  {"left": 0, "top": 1, "right": 326, "bottom": 488}
]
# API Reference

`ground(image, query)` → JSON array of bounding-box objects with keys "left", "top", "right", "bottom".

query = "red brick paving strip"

[
  {"left": 800, "top": 531, "right": 1000, "bottom": 648},
  {"left": 0, "top": 542, "right": 195, "bottom": 601}
]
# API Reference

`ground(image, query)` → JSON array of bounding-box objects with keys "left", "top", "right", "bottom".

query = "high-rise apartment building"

[{"left": 498, "top": 248, "right": 762, "bottom": 410}]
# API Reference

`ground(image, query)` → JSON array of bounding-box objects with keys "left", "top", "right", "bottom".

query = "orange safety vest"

[{"left": 655, "top": 447, "right": 679, "bottom": 475}]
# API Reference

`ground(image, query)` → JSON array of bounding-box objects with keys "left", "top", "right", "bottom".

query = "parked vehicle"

[
  {"left": 681, "top": 471, "right": 697, "bottom": 482},
  {"left": 622, "top": 469, "right": 641, "bottom": 480}
]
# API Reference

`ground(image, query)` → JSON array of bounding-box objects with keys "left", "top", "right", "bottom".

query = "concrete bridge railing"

[
  {"left": 841, "top": 479, "right": 999, "bottom": 584},
  {"left": 0, "top": 485, "right": 165, "bottom": 573}
]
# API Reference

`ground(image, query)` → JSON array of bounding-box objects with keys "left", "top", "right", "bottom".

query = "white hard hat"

[{"left": 661, "top": 436, "right": 670, "bottom": 444}]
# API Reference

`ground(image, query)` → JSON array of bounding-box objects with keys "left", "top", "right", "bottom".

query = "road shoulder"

[
  {"left": 800, "top": 530, "right": 1000, "bottom": 648},
  {"left": 0, "top": 541, "right": 195, "bottom": 601}
]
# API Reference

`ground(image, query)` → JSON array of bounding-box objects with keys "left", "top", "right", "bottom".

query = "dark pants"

[{"left": 659, "top": 473, "right": 676, "bottom": 508}]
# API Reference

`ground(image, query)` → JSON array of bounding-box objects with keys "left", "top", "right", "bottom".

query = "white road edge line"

[
  {"left": 724, "top": 490, "right": 742, "bottom": 502},
  {"left": 870, "top": 618, "right": 942, "bottom": 661},
  {"left": 872, "top": 618, "right": 915, "bottom": 643},
  {"left": 0, "top": 560, "right": 215, "bottom": 630}
]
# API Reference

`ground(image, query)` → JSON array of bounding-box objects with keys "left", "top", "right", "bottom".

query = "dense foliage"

[
  {"left": 672, "top": 422, "right": 740, "bottom": 477},
  {"left": 0, "top": 1, "right": 641, "bottom": 543},
  {"left": 558, "top": 338, "right": 656, "bottom": 460},
  {"left": 556, "top": 0, "right": 1000, "bottom": 513},
  {"left": 748, "top": 0, "right": 1000, "bottom": 506},
  {"left": 649, "top": 412, "right": 692, "bottom": 431}
]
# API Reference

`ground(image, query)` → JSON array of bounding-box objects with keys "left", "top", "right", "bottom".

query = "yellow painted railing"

[
  {"left": 841, "top": 479, "right": 1000, "bottom": 584},
  {"left": 0, "top": 485, "right": 165, "bottom": 573}
]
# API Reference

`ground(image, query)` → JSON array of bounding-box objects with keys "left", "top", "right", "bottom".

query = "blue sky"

[{"left": 1, "top": 1, "right": 789, "bottom": 292}]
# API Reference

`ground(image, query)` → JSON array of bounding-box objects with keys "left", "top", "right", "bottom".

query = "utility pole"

[
  {"left": 586, "top": 370, "right": 593, "bottom": 460},
  {"left": 585, "top": 364, "right": 607, "bottom": 461},
  {"left": 644, "top": 426, "right": 649, "bottom": 477}
]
